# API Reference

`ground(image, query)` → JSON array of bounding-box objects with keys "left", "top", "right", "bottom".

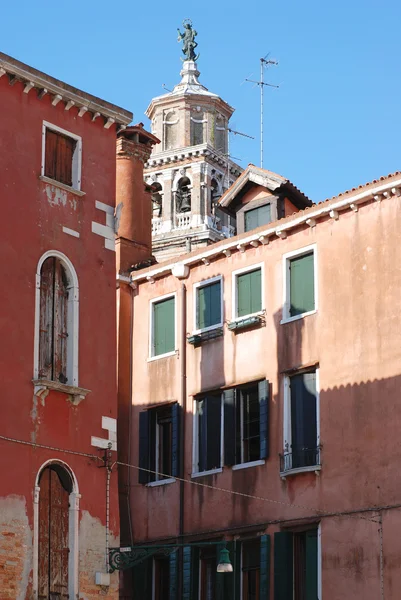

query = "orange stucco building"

[{"left": 116, "top": 167, "right": 401, "bottom": 600}]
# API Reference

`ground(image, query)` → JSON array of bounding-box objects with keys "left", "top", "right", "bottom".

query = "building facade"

[
  {"left": 120, "top": 170, "right": 401, "bottom": 599},
  {"left": 144, "top": 59, "right": 242, "bottom": 262},
  {"left": 0, "top": 52, "right": 132, "bottom": 599}
]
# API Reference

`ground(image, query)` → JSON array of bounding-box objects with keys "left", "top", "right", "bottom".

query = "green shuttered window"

[
  {"left": 197, "top": 279, "right": 222, "bottom": 330},
  {"left": 152, "top": 296, "right": 175, "bottom": 356},
  {"left": 274, "top": 529, "right": 318, "bottom": 600},
  {"left": 244, "top": 203, "right": 272, "bottom": 232},
  {"left": 289, "top": 252, "right": 315, "bottom": 317},
  {"left": 236, "top": 268, "right": 262, "bottom": 318}
]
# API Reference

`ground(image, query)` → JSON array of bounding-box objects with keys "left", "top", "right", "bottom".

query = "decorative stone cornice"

[{"left": 0, "top": 52, "right": 132, "bottom": 127}]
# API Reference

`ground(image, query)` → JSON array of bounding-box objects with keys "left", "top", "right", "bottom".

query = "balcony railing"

[
  {"left": 175, "top": 214, "right": 192, "bottom": 229},
  {"left": 280, "top": 446, "right": 321, "bottom": 473},
  {"left": 152, "top": 218, "right": 163, "bottom": 234}
]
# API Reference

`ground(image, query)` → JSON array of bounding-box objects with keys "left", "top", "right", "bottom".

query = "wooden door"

[{"left": 38, "top": 468, "right": 70, "bottom": 599}]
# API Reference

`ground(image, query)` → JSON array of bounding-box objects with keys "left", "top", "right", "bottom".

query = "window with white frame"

[
  {"left": 282, "top": 369, "right": 320, "bottom": 473},
  {"left": 42, "top": 122, "right": 82, "bottom": 190},
  {"left": 150, "top": 295, "right": 176, "bottom": 358},
  {"left": 193, "top": 393, "right": 222, "bottom": 474},
  {"left": 233, "top": 265, "right": 263, "bottom": 319},
  {"left": 283, "top": 246, "right": 317, "bottom": 321},
  {"left": 35, "top": 252, "right": 79, "bottom": 387},
  {"left": 194, "top": 276, "right": 223, "bottom": 332}
]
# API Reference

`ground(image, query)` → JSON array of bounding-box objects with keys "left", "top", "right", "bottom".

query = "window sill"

[
  {"left": 187, "top": 327, "right": 223, "bottom": 346},
  {"left": 280, "top": 465, "right": 321, "bottom": 480},
  {"left": 32, "top": 379, "right": 90, "bottom": 406},
  {"left": 232, "top": 459, "right": 265, "bottom": 471},
  {"left": 280, "top": 309, "right": 317, "bottom": 325},
  {"left": 147, "top": 350, "right": 178, "bottom": 362},
  {"left": 39, "top": 175, "right": 86, "bottom": 197},
  {"left": 191, "top": 468, "right": 223, "bottom": 478},
  {"left": 146, "top": 478, "right": 176, "bottom": 487}
]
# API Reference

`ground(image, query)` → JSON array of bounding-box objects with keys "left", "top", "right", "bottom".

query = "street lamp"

[{"left": 216, "top": 545, "right": 233, "bottom": 573}]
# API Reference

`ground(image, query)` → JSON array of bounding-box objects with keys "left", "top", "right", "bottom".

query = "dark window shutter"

[
  {"left": 56, "top": 133, "right": 74, "bottom": 187},
  {"left": 245, "top": 204, "right": 271, "bottom": 232},
  {"left": 182, "top": 546, "right": 192, "bottom": 600},
  {"left": 197, "top": 281, "right": 221, "bottom": 330},
  {"left": 169, "top": 550, "right": 178, "bottom": 600},
  {"left": 133, "top": 558, "right": 152, "bottom": 598},
  {"left": 305, "top": 530, "right": 318, "bottom": 600},
  {"left": 171, "top": 403, "right": 181, "bottom": 477},
  {"left": 289, "top": 252, "right": 315, "bottom": 317},
  {"left": 237, "top": 271, "right": 252, "bottom": 317},
  {"left": 44, "top": 130, "right": 58, "bottom": 181},
  {"left": 39, "top": 257, "right": 55, "bottom": 380},
  {"left": 258, "top": 380, "right": 270, "bottom": 460},
  {"left": 224, "top": 389, "right": 236, "bottom": 466},
  {"left": 274, "top": 532, "right": 293, "bottom": 600},
  {"left": 250, "top": 269, "right": 262, "bottom": 314},
  {"left": 138, "top": 411, "right": 150, "bottom": 484},
  {"left": 260, "top": 534, "right": 271, "bottom": 600},
  {"left": 153, "top": 297, "right": 175, "bottom": 356},
  {"left": 206, "top": 396, "right": 222, "bottom": 470},
  {"left": 290, "top": 372, "right": 317, "bottom": 468},
  {"left": 53, "top": 260, "right": 68, "bottom": 384}
]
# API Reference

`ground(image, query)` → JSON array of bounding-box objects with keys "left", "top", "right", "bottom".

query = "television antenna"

[{"left": 244, "top": 54, "right": 278, "bottom": 169}]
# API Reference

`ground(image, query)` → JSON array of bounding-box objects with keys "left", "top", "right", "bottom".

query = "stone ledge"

[{"left": 32, "top": 379, "right": 90, "bottom": 406}]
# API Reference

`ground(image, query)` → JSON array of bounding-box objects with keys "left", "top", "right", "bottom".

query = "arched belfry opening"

[
  {"left": 176, "top": 176, "right": 191, "bottom": 213},
  {"left": 38, "top": 464, "right": 73, "bottom": 600},
  {"left": 151, "top": 182, "right": 163, "bottom": 218}
]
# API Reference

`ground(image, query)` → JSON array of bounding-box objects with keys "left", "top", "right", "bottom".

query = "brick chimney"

[{"left": 116, "top": 123, "right": 159, "bottom": 274}]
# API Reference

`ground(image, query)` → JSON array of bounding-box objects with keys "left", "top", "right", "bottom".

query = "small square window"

[
  {"left": 234, "top": 267, "right": 262, "bottom": 319},
  {"left": 194, "top": 394, "right": 222, "bottom": 473},
  {"left": 42, "top": 122, "right": 82, "bottom": 190},
  {"left": 244, "top": 204, "right": 271, "bottom": 232},
  {"left": 195, "top": 278, "right": 222, "bottom": 332},
  {"left": 283, "top": 247, "right": 316, "bottom": 321},
  {"left": 151, "top": 296, "right": 175, "bottom": 357}
]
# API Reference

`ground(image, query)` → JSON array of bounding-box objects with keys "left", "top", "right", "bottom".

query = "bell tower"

[{"left": 144, "top": 23, "right": 242, "bottom": 262}]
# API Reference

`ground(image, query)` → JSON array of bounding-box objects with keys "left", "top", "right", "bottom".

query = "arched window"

[
  {"left": 34, "top": 461, "right": 79, "bottom": 600},
  {"left": 34, "top": 251, "right": 79, "bottom": 387},
  {"left": 215, "top": 116, "right": 226, "bottom": 154},
  {"left": 176, "top": 177, "right": 191, "bottom": 213},
  {"left": 191, "top": 111, "right": 206, "bottom": 146},
  {"left": 151, "top": 182, "right": 163, "bottom": 218},
  {"left": 164, "top": 112, "right": 178, "bottom": 150},
  {"left": 211, "top": 178, "right": 221, "bottom": 209}
]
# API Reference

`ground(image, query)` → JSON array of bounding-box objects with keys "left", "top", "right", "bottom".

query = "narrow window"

[
  {"left": 44, "top": 128, "right": 77, "bottom": 187},
  {"left": 236, "top": 268, "right": 262, "bottom": 318},
  {"left": 282, "top": 370, "right": 319, "bottom": 472},
  {"left": 152, "top": 297, "right": 175, "bottom": 357},
  {"left": 242, "top": 541, "right": 260, "bottom": 600},
  {"left": 289, "top": 251, "right": 315, "bottom": 317},
  {"left": 138, "top": 403, "right": 180, "bottom": 484},
  {"left": 196, "top": 279, "right": 222, "bottom": 331},
  {"left": 195, "top": 394, "right": 222, "bottom": 473},
  {"left": 39, "top": 257, "right": 68, "bottom": 384},
  {"left": 224, "top": 380, "right": 269, "bottom": 467},
  {"left": 244, "top": 204, "right": 272, "bottom": 232},
  {"left": 38, "top": 465, "right": 72, "bottom": 600},
  {"left": 274, "top": 529, "right": 319, "bottom": 600}
]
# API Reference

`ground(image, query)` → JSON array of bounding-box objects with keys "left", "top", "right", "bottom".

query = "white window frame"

[
  {"left": 191, "top": 394, "right": 224, "bottom": 477},
  {"left": 283, "top": 368, "right": 320, "bottom": 475},
  {"left": 41, "top": 121, "right": 82, "bottom": 191},
  {"left": 281, "top": 244, "right": 318, "bottom": 324},
  {"left": 33, "top": 250, "right": 79, "bottom": 387},
  {"left": 33, "top": 460, "right": 80, "bottom": 600},
  {"left": 193, "top": 275, "right": 223, "bottom": 334},
  {"left": 148, "top": 292, "right": 177, "bottom": 361},
  {"left": 231, "top": 262, "right": 265, "bottom": 321},
  {"left": 147, "top": 407, "right": 176, "bottom": 486}
]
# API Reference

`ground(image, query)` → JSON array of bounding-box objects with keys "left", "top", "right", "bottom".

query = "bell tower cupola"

[{"left": 144, "top": 21, "right": 242, "bottom": 262}]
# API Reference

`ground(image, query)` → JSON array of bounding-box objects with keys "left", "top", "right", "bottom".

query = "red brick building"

[{"left": 0, "top": 52, "right": 132, "bottom": 599}]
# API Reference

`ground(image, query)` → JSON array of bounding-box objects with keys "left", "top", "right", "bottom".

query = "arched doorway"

[{"left": 37, "top": 464, "right": 73, "bottom": 600}]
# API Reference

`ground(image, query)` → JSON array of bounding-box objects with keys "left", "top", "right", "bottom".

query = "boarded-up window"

[
  {"left": 45, "top": 129, "right": 76, "bottom": 187},
  {"left": 289, "top": 252, "right": 315, "bottom": 317},
  {"left": 39, "top": 257, "right": 69, "bottom": 383},
  {"left": 244, "top": 204, "right": 272, "bottom": 232},
  {"left": 236, "top": 268, "right": 262, "bottom": 317},
  {"left": 196, "top": 280, "right": 222, "bottom": 330},
  {"left": 152, "top": 297, "right": 175, "bottom": 356},
  {"left": 165, "top": 112, "right": 178, "bottom": 150},
  {"left": 38, "top": 465, "right": 71, "bottom": 600}
]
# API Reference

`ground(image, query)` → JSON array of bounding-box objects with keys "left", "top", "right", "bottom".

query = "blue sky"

[{"left": 2, "top": 0, "right": 400, "bottom": 201}]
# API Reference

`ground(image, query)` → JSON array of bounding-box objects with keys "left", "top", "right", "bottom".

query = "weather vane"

[{"left": 177, "top": 19, "right": 200, "bottom": 62}]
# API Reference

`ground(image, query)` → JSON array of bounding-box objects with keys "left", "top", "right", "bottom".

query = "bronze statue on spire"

[{"left": 177, "top": 20, "right": 200, "bottom": 62}]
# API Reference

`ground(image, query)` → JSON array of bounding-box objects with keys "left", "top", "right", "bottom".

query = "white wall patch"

[{"left": 62, "top": 227, "right": 80, "bottom": 238}]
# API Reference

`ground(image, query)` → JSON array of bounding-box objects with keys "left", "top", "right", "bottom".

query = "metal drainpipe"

[{"left": 179, "top": 283, "right": 187, "bottom": 595}]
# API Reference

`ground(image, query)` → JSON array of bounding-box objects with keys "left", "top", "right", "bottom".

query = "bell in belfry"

[
  {"left": 180, "top": 188, "right": 191, "bottom": 212},
  {"left": 176, "top": 177, "right": 191, "bottom": 213}
]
